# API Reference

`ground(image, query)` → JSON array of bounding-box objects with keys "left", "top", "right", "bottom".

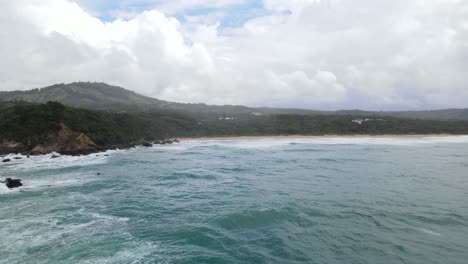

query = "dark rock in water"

[
  {"left": 4, "top": 178, "right": 22, "bottom": 189},
  {"left": 2, "top": 159, "right": 11, "bottom": 163},
  {"left": 14, "top": 157, "right": 22, "bottom": 160},
  {"left": 154, "top": 140, "right": 162, "bottom": 145},
  {"left": 97, "top": 173, "right": 101, "bottom": 175},
  {"left": 160, "top": 139, "right": 174, "bottom": 145},
  {"left": 104, "top": 154, "right": 109, "bottom": 157},
  {"left": 51, "top": 155, "right": 60, "bottom": 159},
  {"left": 173, "top": 139, "right": 180, "bottom": 143},
  {"left": 142, "top": 142, "right": 153, "bottom": 147}
]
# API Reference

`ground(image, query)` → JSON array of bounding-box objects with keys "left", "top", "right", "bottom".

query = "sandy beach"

[{"left": 179, "top": 134, "right": 467, "bottom": 141}]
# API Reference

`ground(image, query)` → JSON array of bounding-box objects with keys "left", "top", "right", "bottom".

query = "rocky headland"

[{"left": 0, "top": 123, "right": 180, "bottom": 157}]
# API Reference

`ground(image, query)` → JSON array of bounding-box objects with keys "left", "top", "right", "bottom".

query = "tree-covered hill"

[
  {"left": 2, "top": 100, "right": 468, "bottom": 155},
  {"left": 2, "top": 82, "right": 468, "bottom": 121},
  {"left": 0, "top": 101, "right": 197, "bottom": 154},
  {"left": 0, "top": 82, "right": 164, "bottom": 112},
  {"left": 0, "top": 82, "right": 256, "bottom": 121}
]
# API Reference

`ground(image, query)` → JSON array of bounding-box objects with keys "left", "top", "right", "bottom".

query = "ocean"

[{"left": 1, "top": 136, "right": 468, "bottom": 264}]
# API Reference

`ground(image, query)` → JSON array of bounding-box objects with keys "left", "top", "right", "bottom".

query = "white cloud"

[{"left": 0, "top": 0, "right": 468, "bottom": 110}]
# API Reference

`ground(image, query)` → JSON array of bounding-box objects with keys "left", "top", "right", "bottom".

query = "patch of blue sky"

[
  {"left": 100, "top": 2, "right": 159, "bottom": 22},
  {"left": 83, "top": 0, "right": 267, "bottom": 27},
  {"left": 177, "top": 0, "right": 267, "bottom": 28},
  {"left": 219, "top": 1, "right": 268, "bottom": 28}
]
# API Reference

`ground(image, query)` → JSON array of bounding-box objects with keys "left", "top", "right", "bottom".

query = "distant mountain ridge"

[{"left": 1, "top": 82, "right": 468, "bottom": 121}]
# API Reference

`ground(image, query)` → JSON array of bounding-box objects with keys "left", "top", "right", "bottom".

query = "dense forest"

[
  {"left": 2, "top": 100, "right": 468, "bottom": 155},
  {"left": 0, "top": 101, "right": 195, "bottom": 147}
]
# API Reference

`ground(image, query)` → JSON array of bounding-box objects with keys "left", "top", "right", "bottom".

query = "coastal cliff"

[
  {"left": 0, "top": 123, "right": 101, "bottom": 155},
  {"left": 0, "top": 101, "right": 193, "bottom": 156},
  {"left": 30, "top": 123, "right": 101, "bottom": 155}
]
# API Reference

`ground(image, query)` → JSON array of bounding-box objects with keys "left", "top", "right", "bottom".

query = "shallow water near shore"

[{"left": 1, "top": 136, "right": 468, "bottom": 263}]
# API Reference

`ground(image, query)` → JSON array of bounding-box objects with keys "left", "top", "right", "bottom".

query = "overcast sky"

[{"left": 1, "top": 0, "right": 467, "bottom": 110}]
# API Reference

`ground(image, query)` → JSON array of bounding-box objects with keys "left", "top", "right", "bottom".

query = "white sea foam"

[
  {"left": 0, "top": 171, "right": 100, "bottom": 195},
  {"left": 87, "top": 212, "right": 129, "bottom": 223},
  {"left": 0, "top": 151, "right": 117, "bottom": 173},
  {"left": 78, "top": 241, "right": 159, "bottom": 264},
  {"left": 0, "top": 183, "right": 12, "bottom": 194},
  {"left": 182, "top": 135, "right": 468, "bottom": 149},
  {"left": 21, "top": 172, "right": 98, "bottom": 191},
  {"left": 419, "top": 228, "right": 442, "bottom": 236}
]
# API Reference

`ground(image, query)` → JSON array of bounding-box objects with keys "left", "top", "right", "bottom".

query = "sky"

[{"left": 1, "top": 0, "right": 467, "bottom": 110}]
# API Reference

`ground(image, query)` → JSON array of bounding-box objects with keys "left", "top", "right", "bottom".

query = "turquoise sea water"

[{"left": 1, "top": 136, "right": 468, "bottom": 264}]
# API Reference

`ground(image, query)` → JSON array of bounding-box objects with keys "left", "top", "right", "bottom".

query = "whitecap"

[
  {"left": 419, "top": 228, "right": 441, "bottom": 236},
  {"left": 87, "top": 212, "right": 129, "bottom": 223},
  {"left": 77, "top": 241, "right": 159, "bottom": 264},
  {"left": 0, "top": 183, "right": 14, "bottom": 194},
  {"left": 181, "top": 135, "right": 468, "bottom": 149},
  {"left": 1, "top": 152, "right": 111, "bottom": 173}
]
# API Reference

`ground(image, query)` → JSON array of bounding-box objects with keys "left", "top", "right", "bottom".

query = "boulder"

[
  {"left": 51, "top": 155, "right": 60, "bottom": 159},
  {"left": 4, "top": 178, "right": 22, "bottom": 189},
  {"left": 142, "top": 142, "right": 153, "bottom": 147},
  {"left": 2, "top": 159, "right": 11, "bottom": 163},
  {"left": 14, "top": 157, "right": 22, "bottom": 160}
]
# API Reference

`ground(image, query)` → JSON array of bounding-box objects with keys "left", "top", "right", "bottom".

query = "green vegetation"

[
  {"left": 196, "top": 115, "right": 468, "bottom": 137},
  {"left": 0, "top": 82, "right": 255, "bottom": 121},
  {"left": 0, "top": 82, "right": 164, "bottom": 112},
  {"left": 2, "top": 82, "right": 468, "bottom": 121},
  {"left": 2, "top": 82, "right": 468, "bottom": 155},
  {"left": 0, "top": 101, "right": 62, "bottom": 147},
  {"left": 0, "top": 101, "right": 196, "bottom": 148},
  {"left": 2, "top": 100, "right": 468, "bottom": 154}
]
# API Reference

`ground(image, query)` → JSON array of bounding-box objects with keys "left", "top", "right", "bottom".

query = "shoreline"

[
  {"left": 179, "top": 134, "right": 468, "bottom": 141},
  {"left": 3, "top": 134, "right": 467, "bottom": 158}
]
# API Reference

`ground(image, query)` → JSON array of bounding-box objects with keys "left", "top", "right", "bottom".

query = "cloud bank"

[{"left": 1, "top": 0, "right": 467, "bottom": 110}]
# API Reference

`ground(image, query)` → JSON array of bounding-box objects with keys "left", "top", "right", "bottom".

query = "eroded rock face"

[{"left": 30, "top": 124, "right": 101, "bottom": 155}]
